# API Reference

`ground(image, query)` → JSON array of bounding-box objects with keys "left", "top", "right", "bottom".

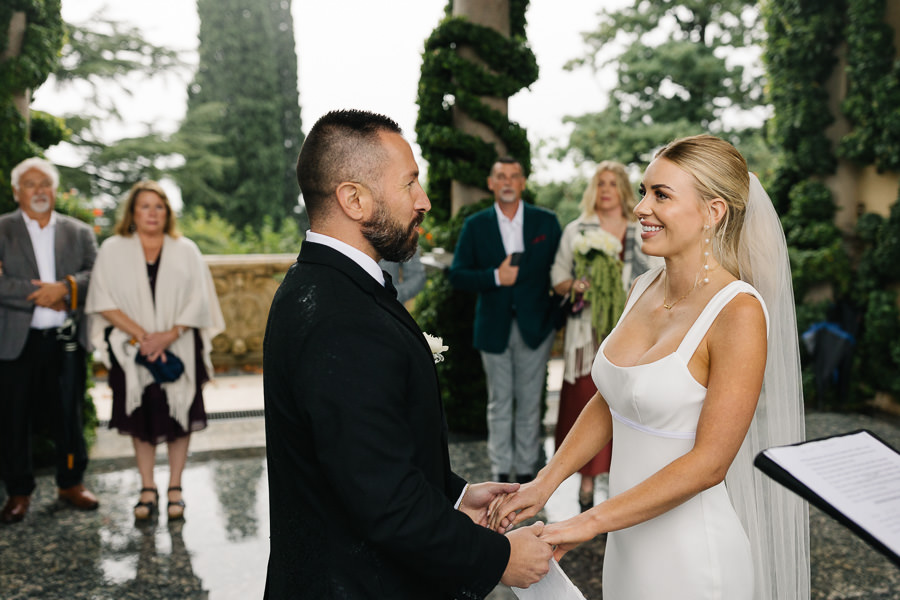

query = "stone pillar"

[
  {"left": 450, "top": 0, "right": 509, "bottom": 216},
  {"left": 2, "top": 12, "right": 31, "bottom": 122}
]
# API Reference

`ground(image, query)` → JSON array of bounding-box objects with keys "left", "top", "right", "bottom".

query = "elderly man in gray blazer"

[{"left": 0, "top": 157, "right": 99, "bottom": 524}]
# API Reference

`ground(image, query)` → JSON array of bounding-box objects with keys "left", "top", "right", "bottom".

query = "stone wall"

[{"left": 205, "top": 254, "right": 296, "bottom": 369}]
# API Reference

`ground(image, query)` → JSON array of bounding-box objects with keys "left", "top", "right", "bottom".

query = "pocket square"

[{"left": 531, "top": 234, "right": 547, "bottom": 245}]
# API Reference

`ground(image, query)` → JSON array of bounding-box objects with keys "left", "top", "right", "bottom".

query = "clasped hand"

[
  {"left": 486, "top": 478, "right": 590, "bottom": 562},
  {"left": 138, "top": 330, "right": 178, "bottom": 363},
  {"left": 27, "top": 279, "right": 68, "bottom": 312},
  {"left": 459, "top": 481, "right": 553, "bottom": 588}
]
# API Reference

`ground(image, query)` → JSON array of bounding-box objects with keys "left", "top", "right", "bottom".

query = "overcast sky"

[{"left": 33, "top": 0, "right": 626, "bottom": 199}]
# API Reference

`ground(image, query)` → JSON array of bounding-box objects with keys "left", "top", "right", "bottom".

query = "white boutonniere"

[{"left": 423, "top": 333, "right": 448, "bottom": 363}]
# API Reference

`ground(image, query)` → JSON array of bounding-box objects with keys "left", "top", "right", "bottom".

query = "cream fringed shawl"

[{"left": 86, "top": 234, "right": 225, "bottom": 430}]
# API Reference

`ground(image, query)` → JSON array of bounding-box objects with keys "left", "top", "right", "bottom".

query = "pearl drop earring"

[{"left": 702, "top": 224, "right": 711, "bottom": 284}]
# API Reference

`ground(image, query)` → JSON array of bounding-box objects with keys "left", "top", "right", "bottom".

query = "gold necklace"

[{"left": 662, "top": 272, "right": 699, "bottom": 310}]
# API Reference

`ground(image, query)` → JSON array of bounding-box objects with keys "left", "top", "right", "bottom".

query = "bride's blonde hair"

[{"left": 654, "top": 135, "right": 749, "bottom": 279}]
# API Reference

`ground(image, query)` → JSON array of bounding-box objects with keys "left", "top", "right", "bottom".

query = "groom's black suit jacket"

[{"left": 263, "top": 241, "right": 510, "bottom": 599}]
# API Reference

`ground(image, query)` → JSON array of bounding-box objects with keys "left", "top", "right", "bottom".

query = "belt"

[{"left": 30, "top": 327, "right": 61, "bottom": 338}]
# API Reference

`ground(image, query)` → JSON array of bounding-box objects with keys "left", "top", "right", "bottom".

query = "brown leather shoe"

[
  {"left": 1, "top": 495, "right": 31, "bottom": 523},
  {"left": 58, "top": 484, "right": 99, "bottom": 511}
]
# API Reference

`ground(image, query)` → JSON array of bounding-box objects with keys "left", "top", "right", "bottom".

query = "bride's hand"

[
  {"left": 539, "top": 517, "right": 595, "bottom": 561},
  {"left": 488, "top": 478, "right": 551, "bottom": 532}
]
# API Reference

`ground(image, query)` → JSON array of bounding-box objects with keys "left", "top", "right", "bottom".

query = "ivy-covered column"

[
  {"left": 3, "top": 11, "right": 28, "bottom": 119},
  {"left": 840, "top": 0, "right": 900, "bottom": 407},
  {"left": 413, "top": 1, "right": 537, "bottom": 434},
  {"left": 0, "top": 0, "right": 65, "bottom": 211},
  {"left": 762, "top": 0, "right": 852, "bottom": 407},
  {"left": 415, "top": 0, "right": 537, "bottom": 222},
  {"left": 450, "top": 0, "right": 511, "bottom": 213}
]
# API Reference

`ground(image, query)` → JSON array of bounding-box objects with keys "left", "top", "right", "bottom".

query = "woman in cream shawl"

[{"left": 86, "top": 181, "right": 224, "bottom": 520}]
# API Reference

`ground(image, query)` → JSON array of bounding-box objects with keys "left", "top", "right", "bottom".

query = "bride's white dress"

[{"left": 592, "top": 269, "right": 767, "bottom": 599}]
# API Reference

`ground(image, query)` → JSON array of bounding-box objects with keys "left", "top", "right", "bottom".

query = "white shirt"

[
  {"left": 305, "top": 230, "right": 385, "bottom": 286},
  {"left": 305, "top": 230, "right": 468, "bottom": 508},
  {"left": 492, "top": 201, "right": 524, "bottom": 286},
  {"left": 22, "top": 211, "right": 66, "bottom": 329}
]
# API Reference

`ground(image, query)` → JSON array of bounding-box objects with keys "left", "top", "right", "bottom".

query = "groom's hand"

[
  {"left": 501, "top": 521, "right": 552, "bottom": 588},
  {"left": 459, "top": 481, "right": 519, "bottom": 527}
]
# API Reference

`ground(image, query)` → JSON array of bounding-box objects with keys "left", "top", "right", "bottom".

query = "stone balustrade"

[{"left": 204, "top": 253, "right": 297, "bottom": 369}]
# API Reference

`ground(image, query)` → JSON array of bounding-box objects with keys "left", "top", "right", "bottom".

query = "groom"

[{"left": 263, "top": 109, "right": 552, "bottom": 599}]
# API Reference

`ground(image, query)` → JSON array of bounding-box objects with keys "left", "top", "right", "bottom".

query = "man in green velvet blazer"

[{"left": 449, "top": 157, "right": 561, "bottom": 483}]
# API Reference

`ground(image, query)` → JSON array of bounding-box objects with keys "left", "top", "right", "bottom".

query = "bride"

[{"left": 490, "top": 134, "right": 809, "bottom": 600}]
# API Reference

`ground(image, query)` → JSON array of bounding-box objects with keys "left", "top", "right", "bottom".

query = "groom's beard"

[{"left": 362, "top": 201, "right": 423, "bottom": 263}]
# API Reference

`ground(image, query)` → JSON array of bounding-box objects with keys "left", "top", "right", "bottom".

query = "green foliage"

[
  {"left": 0, "top": 0, "right": 64, "bottom": 212},
  {"left": 415, "top": 2, "right": 538, "bottom": 222},
  {"left": 177, "top": 0, "right": 302, "bottom": 231},
  {"left": 838, "top": 0, "right": 900, "bottom": 172},
  {"left": 559, "top": 0, "right": 768, "bottom": 168},
  {"left": 762, "top": 0, "right": 845, "bottom": 210},
  {"left": 533, "top": 177, "right": 586, "bottom": 228},
  {"left": 178, "top": 207, "right": 304, "bottom": 256},
  {"left": 762, "top": 0, "right": 852, "bottom": 407},
  {"left": 34, "top": 15, "right": 189, "bottom": 202},
  {"left": 856, "top": 290, "right": 900, "bottom": 397},
  {"left": 413, "top": 199, "right": 494, "bottom": 434},
  {"left": 54, "top": 18, "right": 182, "bottom": 98},
  {"left": 765, "top": 0, "right": 900, "bottom": 403},
  {"left": 414, "top": 273, "right": 486, "bottom": 434},
  {"left": 855, "top": 204, "right": 900, "bottom": 301},
  {"left": 782, "top": 180, "right": 851, "bottom": 307},
  {"left": 0, "top": 0, "right": 64, "bottom": 92},
  {"left": 834, "top": 0, "right": 900, "bottom": 399},
  {"left": 853, "top": 196, "right": 900, "bottom": 396},
  {"left": 28, "top": 109, "right": 69, "bottom": 150}
]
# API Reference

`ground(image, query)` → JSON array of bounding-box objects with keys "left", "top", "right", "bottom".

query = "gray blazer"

[{"left": 0, "top": 210, "right": 98, "bottom": 360}]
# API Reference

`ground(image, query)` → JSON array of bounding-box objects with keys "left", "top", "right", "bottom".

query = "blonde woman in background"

[{"left": 550, "top": 161, "right": 659, "bottom": 511}]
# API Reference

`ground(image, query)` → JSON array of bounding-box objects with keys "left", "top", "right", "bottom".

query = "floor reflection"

[
  {"left": 212, "top": 459, "right": 264, "bottom": 541},
  {"left": 0, "top": 457, "right": 269, "bottom": 599}
]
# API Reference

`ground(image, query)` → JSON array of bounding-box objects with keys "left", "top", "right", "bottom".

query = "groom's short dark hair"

[{"left": 297, "top": 109, "right": 402, "bottom": 225}]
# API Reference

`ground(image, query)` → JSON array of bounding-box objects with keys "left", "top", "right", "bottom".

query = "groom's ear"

[{"left": 335, "top": 181, "right": 369, "bottom": 222}]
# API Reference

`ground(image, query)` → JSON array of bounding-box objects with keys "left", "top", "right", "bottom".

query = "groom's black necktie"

[{"left": 382, "top": 270, "right": 398, "bottom": 299}]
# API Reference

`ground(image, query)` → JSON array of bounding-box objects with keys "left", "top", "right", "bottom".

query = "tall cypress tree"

[
  {"left": 177, "top": 0, "right": 302, "bottom": 230},
  {"left": 269, "top": 0, "right": 304, "bottom": 223}
]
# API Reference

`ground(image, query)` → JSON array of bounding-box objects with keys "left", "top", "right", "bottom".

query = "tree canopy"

[
  {"left": 48, "top": 16, "right": 184, "bottom": 202},
  {"left": 176, "top": 0, "right": 303, "bottom": 231},
  {"left": 559, "top": 0, "right": 767, "bottom": 169}
]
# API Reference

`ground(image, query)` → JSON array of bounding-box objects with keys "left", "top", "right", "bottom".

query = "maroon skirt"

[
  {"left": 554, "top": 373, "right": 612, "bottom": 476},
  {"left": 107, "top": 329, "right": 208, "bottom": 445}
]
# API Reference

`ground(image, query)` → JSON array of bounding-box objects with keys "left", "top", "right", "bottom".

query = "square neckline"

[{"left": 600, "top": 267, "right": 759, "bottom": 372}]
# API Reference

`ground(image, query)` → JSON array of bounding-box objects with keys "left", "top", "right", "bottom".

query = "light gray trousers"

[{"left": 480, "top": 322, "right": 554, "bottom": 478}]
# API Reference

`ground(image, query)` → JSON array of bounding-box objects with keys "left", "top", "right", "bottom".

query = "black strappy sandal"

[
  {"left": 134, "top": 487, "right": 159, "bottom": 520},
  {"left": 579, "top": 489, "right": 594, "bottom": 513},
  {"left": 167, "top": 486, "right": 186, "bottom": 520}
]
